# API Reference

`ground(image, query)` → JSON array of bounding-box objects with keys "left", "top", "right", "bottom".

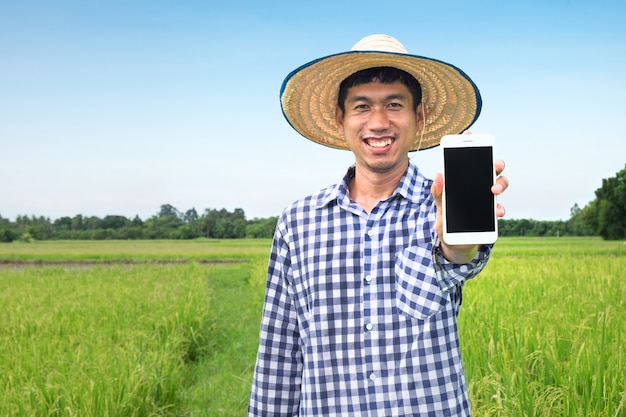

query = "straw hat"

[{"left": 280, "top": 34, "right": 482, "bottom": 151}]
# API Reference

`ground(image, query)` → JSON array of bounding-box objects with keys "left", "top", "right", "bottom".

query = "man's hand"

[{"left": 431, "top": 159, "right": 509, "bottom": 263}]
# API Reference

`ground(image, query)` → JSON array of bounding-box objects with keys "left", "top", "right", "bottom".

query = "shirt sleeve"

[
  {"left": 248, "top": 226, "right": 302, "bottom": 416},
  {"left": 433, "top": 242, "right": 493, "bottom": 292}
]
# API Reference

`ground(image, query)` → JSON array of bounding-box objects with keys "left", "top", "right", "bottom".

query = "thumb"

[{"left": 431, "top": 173, "right": 443, "bottom": 204}]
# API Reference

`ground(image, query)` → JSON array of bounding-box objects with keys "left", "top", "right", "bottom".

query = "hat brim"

[{"left": 280, "top": 50, "right": 482, "bottom": 151}]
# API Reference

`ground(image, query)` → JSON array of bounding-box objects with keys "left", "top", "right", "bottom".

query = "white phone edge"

[{"left": 441, "top": 134, "right": 498, "bottom": 246}]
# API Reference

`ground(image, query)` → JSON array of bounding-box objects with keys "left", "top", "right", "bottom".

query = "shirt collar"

[{"left": 315, "top": 160, "right": 432, "bottom": 209}]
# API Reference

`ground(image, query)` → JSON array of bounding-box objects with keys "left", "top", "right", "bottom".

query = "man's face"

[{"left": 335, "top": 80, "right": 422, "bottom": 175}]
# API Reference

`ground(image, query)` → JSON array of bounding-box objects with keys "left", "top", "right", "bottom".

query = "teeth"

[{"left": 368, "top": 138, "right": 393, "bottom": 148}]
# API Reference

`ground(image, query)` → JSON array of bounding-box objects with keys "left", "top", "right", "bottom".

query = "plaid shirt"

[{"left": 249, "top": 161, "right": 491, "bottom": 416}]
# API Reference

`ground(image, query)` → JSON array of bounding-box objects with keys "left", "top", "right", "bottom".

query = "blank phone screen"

[{"left": 444, "top": 146, "right": 496, "bottom": 233}]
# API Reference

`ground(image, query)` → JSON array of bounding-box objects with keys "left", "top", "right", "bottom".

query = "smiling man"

[
  {"left": 335, "top": 67, "right": 426, "bottom": 213},
  {"left": 248, "top": 34, "right": 509, "bottom": 417}
]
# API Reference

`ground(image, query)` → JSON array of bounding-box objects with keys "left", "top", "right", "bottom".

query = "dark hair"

[{"left": 337, "top": 66, "right": 422, "bottom": 113}]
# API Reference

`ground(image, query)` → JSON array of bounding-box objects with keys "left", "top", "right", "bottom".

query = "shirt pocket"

[{"left": 394, "top": 246, "right": 448, "bottom": 320}]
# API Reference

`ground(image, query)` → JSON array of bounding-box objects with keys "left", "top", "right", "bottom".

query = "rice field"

[
  {"left": 460, "top": 238, "right": 626, "bottom": 416},
  {"left": 0, "top": 237, "right": 624, "bottom": 416}
]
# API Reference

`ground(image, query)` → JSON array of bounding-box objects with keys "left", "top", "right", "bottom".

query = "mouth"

[{"left": 364, "top": 137, "right": 394, "bottom": 148}]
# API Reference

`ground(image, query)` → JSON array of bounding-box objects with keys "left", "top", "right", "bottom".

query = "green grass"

[
  {"left": 0, "top": 239, "right": 269, "bottom": 417},
  {"left": 0, "top": 237, "right": 624, "bottom": 416},
  {"left": 0, "top": 263, "right": 212, "bottom": 416},
  {"left": 0, "top": 238, "right": 272, "bottom": 264},
  {"left": 461, "top": 237, "right": 626, "bottom": 417},
  {"left": 182, "top": 258, "right": 266, "bottom": 416}
]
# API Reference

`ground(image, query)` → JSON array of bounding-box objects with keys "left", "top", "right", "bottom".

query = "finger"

[
  {"left": 496, "top": 203, "right": 506, "bottom": 218},
  {"left": 431, "top": 173, "right": 444, "bottom": 201},
  {"left": 494, "top": 159, "right": 505, "bottom": 175},
  {"left": 491, "top": 175, "right": 509, "bottom": 194},
  {"left": 431, "top": 173, "right": 445, "bottom": 240}
]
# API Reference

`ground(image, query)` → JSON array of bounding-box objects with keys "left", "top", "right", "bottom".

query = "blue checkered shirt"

[{"left": 249, "top": 161, "right": 491, "bottom": 416}]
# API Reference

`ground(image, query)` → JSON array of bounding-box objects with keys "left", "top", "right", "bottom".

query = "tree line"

[
  {"left": 0, "top": 205, "right": 278, "bottom": 242},
  {"left": 1, "top": 165, "right": 624, "bottom": 242}
]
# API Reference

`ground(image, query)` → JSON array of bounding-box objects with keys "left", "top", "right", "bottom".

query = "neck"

[{"left": 349, "top": 159, "right": 409, "bottom": 213}]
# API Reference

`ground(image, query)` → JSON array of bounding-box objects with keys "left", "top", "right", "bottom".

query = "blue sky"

[{"left": 1, "top": 0, "right": 625, "bottom": 222}]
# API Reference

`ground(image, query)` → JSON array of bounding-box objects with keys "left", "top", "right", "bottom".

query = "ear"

[
  {"left": 335, "top": 106, "right": 345, "bottom": 135},
  {"left": 416, "top": 102, "right": 427, "bottom": 132}
]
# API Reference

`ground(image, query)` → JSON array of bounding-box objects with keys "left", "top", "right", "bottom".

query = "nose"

[{"left": 366, "top": 107, "right": 390, "bottom": 131}]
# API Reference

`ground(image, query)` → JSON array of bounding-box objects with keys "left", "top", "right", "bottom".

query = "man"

[{"left": 249, "top": 34, "right": 509, "bottom": 416}]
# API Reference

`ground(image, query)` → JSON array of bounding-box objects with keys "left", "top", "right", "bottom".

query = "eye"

[{"left": 387, "top": 102, "right": 403, "bottom": 110}]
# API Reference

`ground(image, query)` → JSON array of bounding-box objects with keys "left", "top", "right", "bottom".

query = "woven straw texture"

[{"left": 280, "top": 50, "right": 481, "bottom": 151}]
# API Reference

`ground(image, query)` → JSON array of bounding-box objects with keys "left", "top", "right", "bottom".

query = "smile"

[{"left": 365, "top": 138, "right": 394, "bottom": 147}]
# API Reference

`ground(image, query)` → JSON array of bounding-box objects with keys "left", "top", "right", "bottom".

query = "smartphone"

[{"left": 441, "top": 134, "right": 498, "bottom": 245}]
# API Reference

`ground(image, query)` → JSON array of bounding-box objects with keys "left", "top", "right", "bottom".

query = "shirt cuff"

[{"left": 433, "top": 240, "right": 492, "bottom": 291}]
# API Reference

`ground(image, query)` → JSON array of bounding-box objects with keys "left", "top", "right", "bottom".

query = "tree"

[
  {"left": 71, "top": 215, "right": 85, "bottom": 231},
  {"left": 158, "top": 204, "right": 181, "bottom": 220},
  {"left": 54, "top": 216, "right": 72, "bottom": 231},
  {"left": 181, "top": 208, "right": 201, "bottom": 238},
  {"left": 200, "top": 209, "right": 218, "bottom": 238},
  {"left": 566, "top": 203, "right": 594, "bottom": 236},
  {"left": 585, "top": 164, "right": 626, "bottom": 240},
  {"left": 183, "top": 208, "right": 199, "bottom": 224},
  {"left": 100, "top": 215, "right": 131, "bottom": 230},
  {"left": 26, "top": 216, "right": 53, "bottom": 240},
  {"left": 246, "top": 216, "right": 278, "bottom": 238},
  {"left": 0, "top": 229, "right": 16, "bottom": 242}
]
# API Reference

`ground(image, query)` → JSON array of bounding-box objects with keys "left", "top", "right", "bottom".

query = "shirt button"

[
  {"left": 365, "top": 323, "right": 373, "bottom": 331},
  {"left": 367, "top": 230, "right": 374, "bottom": 237},
  {"left": 369, "top": 372, "right": 376, "bottom": 381},
  {"left": 365, "top": 275, "right": 372, "bottom": 283}
]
